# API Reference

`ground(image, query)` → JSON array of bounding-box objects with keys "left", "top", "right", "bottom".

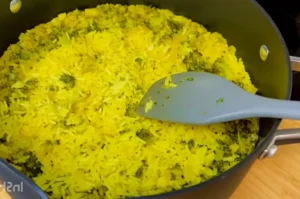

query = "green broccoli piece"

[
  {"left": 125, "top": 103, "right": 138, "bottom": 117},
  {"left": 188, "top": 139, "right": 195, "bottom": 150},
  {"left": 20, "top": 78, "right": 38, "bottom": 94},
  {"left": 216, "top": 98, "right": 224, "bottom": 104},
  {"left": 135, "top": 58, "right": 143, "bottom": 65},
  {"left": 18, "top": 50, "right": 30, "bottom": 60},
  {"left": 60, "top": 73, "right": 75, "bottom": 88},
  {"left": 136, "top": 129, "right": 152, "bottom": 141},
  {"left": 97, "top": 185, "right": 108, "bottom": 197},
  {"left": 15, "top": 152, "right": 43, "bottom": 178},
  {"left": 135, "top": 167, "right": 143, "bottom": 178},
  {"left": 167, "top": 19, "right": 183, "bottom": 33},
  {"left": 0, "top": 134, "right": 7, "bottom": 144},
  {"left": 212, "top": 160, "right": 226, "bottom": 173},
  {"left": 183, "top": 51, "right": 209, "bottom": 72}
]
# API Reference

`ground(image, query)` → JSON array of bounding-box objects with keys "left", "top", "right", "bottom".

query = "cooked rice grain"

[{"left": 0, "top": 4, "right": 259, "bottom": 199}]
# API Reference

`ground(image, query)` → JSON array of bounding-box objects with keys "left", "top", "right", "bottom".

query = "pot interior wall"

[{"left": 0, "top": 0, "right": 291, "bottom": 138}]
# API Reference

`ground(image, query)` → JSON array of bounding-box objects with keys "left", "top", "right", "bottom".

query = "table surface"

[
  {"left": 231, "top": 119, "right": 300, "bottom": 199},
  {"left": 1, "top": 120, "right": 300, "bottom": 199}
]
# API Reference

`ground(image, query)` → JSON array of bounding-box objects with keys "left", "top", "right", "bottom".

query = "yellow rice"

[{"left": 0, "top": 4, "right": 259, "bottom": 199}]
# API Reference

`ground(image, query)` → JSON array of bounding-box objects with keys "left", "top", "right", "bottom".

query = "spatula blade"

[{"left": 136, "top": 72, "right": 248, "bottom": 125}]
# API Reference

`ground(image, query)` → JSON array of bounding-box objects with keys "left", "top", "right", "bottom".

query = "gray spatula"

[{"left": 136, "top": 72, "right": 300, "bottom": 125}]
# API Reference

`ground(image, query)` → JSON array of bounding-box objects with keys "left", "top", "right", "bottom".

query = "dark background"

[
  {"left": 257, "top": 0, "right": 300, "bottom": 56},
  {"left": 257, "top": 0, "right": 300, "bottom": 100}
]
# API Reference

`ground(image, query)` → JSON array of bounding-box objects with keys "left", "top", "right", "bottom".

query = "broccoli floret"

[
  {"left": 15, "top": 152, "right": 42, "bottom": 178},
  {"left": 0, "top": 134, "right": 7, "bottom": 144},
  {"left": 216, "top": 139, "right": 232, "bottom": 157},
  {"left": 69, "top": 30, "right": 79, "bottom": 38},
  {"left": 212, "top": 160, "right": 225, "bottom": 173},
  {"left": 17, "top": 50, "right": 30, "bottom": 60},
  {"left": 188, "top": 139, "right": 195, "bottom": 150},
  {"left": 167, "top": 19, "right": 183, "bottom": 33},
  {"left": 135, "top": 58, "right": 143, "bottom": 65},
  {"left": 96, "top": 185, "right": 108, "bottom": 197},
  {"left": 216, "top": 98, "right": 224, "bottom": 104},
  {"left": 135, "top": 167, "right": 143, "bottom": 178},
  {"left": 119, "top": 19, "right": 126, "bottom": 28},
  {"left": 20, "top": 78, "right": 38, "bottom": 94},
  {"left": 125, "top": 103, "right": 138, "bottom": 117},
  {"left": 183, "top": 51, "right": 202, "bottom": 65},
  {"left": 136, "top": 129, "right": 152, "bottom": 141},
  {"left": 183, "top": 51, "right": 208, "bottom": 72},
  {"left": 26, "top": 79, "right": 38, "bottom": 86},
  {"left": 60, "top": 73, "right": 75, "bottom": 88}
]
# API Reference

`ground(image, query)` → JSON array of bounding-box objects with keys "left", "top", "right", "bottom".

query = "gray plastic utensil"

[
  {"left": 0, "top": 158, "right": 48, "bottom": 199},
  {"left": 136, "top": 72, "right": 300, "bottom": 125}
]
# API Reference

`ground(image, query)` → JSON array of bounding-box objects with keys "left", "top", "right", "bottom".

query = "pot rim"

[{"left": 0, "top": 0, "right": 292, "bottom": 198}]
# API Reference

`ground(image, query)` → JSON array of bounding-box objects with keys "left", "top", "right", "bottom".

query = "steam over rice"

[{"left": 0, "top": 4, "right": 259, "bottom": 199}]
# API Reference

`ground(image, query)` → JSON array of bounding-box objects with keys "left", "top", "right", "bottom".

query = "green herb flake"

[
  {"left": 135, "top": 58, "right": 143, "bottom": 65},
  {"left": 60, "top": 73, "right": 75, "bottom": 88},
  {"left": 135, "top": 167, "right": 143, "bottom": 178},
  {"left": 186, "top": 77, "right": 194, "bottom": 81},
  {"left": 216, "top": 98, "right": 224, "bottom": 104},
  {"left": 165, "top": 96, "right": 170, "bottom": 99},
  {"left": 202, "top": 112, "right": 206, "bottom": 115},
  {"left": 125, "top": 103, "right": 138, "bottom": 117},
  {"left": 136, "top": 129, "right": 152, "bottom": 141}
]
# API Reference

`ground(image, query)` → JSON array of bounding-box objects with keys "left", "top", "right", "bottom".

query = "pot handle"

[
  {"left": 291, "top": 56, "right": 300, "bottom": 71},
  {"left": 259, "top": 128, "right": 300, "bottom": 159},
  {"left": 258, "top": 56, "right": 300, "bottom": 159}
]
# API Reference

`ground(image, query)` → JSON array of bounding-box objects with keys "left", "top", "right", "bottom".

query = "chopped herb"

[
  {"left": 20, "top": 86, "right": 29, "bottom": 94},
  {"left": 119, "top": 19, "right": 126, "bottom": 28},
  {"left": 156, "top": 91, "right": 160, "bottom": 94},
  {"left": 173, "top": 163, "right": 181, "bottom": 169},
  {"left": 202, "top": 111, "right": 206, "bottom": 115},
  {"left": 171, "top": 173, "right": 176, "bottom": 180},
  {"left": 165, "top": 96, "right": 170, "bottom": 99},
  {"left": 135, "top": 58, "right": 143, "bottom": 65},
  {"left": 216, "top": 98, "right": 224, "bottom": 104},
  {"left": 136, "top": 129, "right": 152, "bottom": 141},
  {"left": 99, "top": 185, "right": 108, "bottom": 195},
  {"left": 19, "top": 51, "right": 30, "bottom": 60},
  {"left": 186, "top": 77, "right": 194, "bottom": 81},
  {"left": 49, "top": 85, "right": 57, "bottom": 91},
  {"left": 0, "top": 134, "right": 7, "bottom": 143},
  {"left": 188, "top": 139, "right": 195, "bottom": 150},
  {"left": 154, "top": 102, "right": 157, "bottom": 105},
  {"left": 125, "top": 103, "right": 138, "bottom": 117},
  {"left": 26, "top": 79, "right": 38, "bottom": 86},
  {"left": 167, "top": 19, "right": 182, "bottom": 33},
  {"left": 15, "top": 152, "right": 43, "bottom": 178},
  {"left": 60, "top": 73, "right": 75, "bottom": 88},
  {"left": 135, "top": 167, "right": 143, "bottom": 178}
]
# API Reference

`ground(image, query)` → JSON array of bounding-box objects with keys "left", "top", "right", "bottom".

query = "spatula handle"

[{"left": 241, "top": 95, "right": 300, "bottom": 120}]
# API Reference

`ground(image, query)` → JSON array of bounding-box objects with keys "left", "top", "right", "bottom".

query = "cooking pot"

[{"left": 0, "top": 0, "right": 299, "bottom": 199}]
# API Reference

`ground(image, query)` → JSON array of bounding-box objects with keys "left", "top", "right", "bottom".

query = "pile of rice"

[{"left": 0, "top": 4, "right": 259, "bottom": 199}]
